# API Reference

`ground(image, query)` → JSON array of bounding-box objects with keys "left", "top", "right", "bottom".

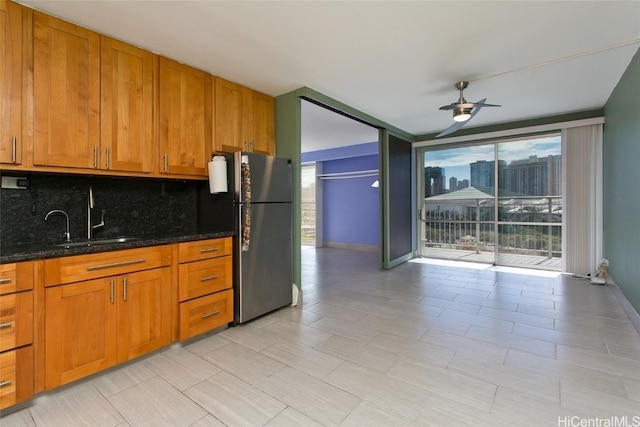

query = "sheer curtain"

[{"left": 562, "top": 124, "right": 604, "bottom": 275}]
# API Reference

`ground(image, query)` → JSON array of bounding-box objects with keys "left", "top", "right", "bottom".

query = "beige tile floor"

[{"left": 2, "top": 247, "right": 640, "bottom": 426}]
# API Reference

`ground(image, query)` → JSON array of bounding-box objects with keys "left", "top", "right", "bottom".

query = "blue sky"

[{"left": 424, "top": 136, "right": 561, "bottom": 188}]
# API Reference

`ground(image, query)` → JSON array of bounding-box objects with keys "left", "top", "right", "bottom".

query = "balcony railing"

[{"left": 421, "top": 195, "right": 562, "bottom": 268}]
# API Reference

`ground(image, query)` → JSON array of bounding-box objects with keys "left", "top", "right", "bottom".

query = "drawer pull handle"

[
  {"left": 0, "top": 380, "right": 12, "bottom": 388},
  {"left": 87, "top": 259, "right": 146, "bottom": 271},
  {"left": 11, "top": 136, "right": 17, "bottom": 164},
  {"left": 200, "top": 275, "right": 219, "bottom": 282},
  {"left": 0, "top": 278, "right": 11, "bottom": 284},
  {"left": 0, "top": 322, "right": 12, "bottom": 329},
  {"left": 201, "top": 310, "right": 220, "bottom": 319},
  {"left": 200, "top": 247, "right": 219, "bottom": 253}
]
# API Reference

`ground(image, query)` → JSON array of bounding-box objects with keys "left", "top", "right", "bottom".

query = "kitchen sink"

[{"left": 51, "top": 237, "right": 140, "bottom": 248}]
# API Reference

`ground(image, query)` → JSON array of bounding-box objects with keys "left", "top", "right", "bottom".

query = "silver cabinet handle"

[
  {"left": 163, "top": 153, "right": 168, "bottom": 173},
  {"left": 201, "top": 310, "right": 220, "bottom": 319},
  {"left": 200, "top": 247, "right": 219, "bottom": 253},
  {"left": 0, "top": 278, "right": 11, "bottom": 284},
  {"left": 0, "top": 380, "right": 12, "bottom": 388},
  {"left": 109, "top": 279, "right": 114, "bottom": 304},
  {"left": 105, "top": 147, "right": 110, "bottom": 169},
  {"left": 200, "top": 275, "right": 218, "bottom": 282},
  {"left": 93, "top": 146, "right": 98, "bottom": 168},
  {"left": 11, "top": 136, "right": 17, "bottom": 163},
  {"left": 86, "top": 259, "right": 146, "bottom": 271},
  {"left": 0, "top": 322, "right": 12, "bottom": 329},
  {"left": 122, "top": 276, "right": 127, "bottom": 301}
]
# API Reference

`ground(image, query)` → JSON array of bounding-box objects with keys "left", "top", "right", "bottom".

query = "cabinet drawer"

[
  {"left": 44, "top": 245, "right": 171, "bottom": 286},
  {"left": 179, "top": 289, "right": 233, "bottom": 340},
  {"left": 178, "top": 237, "right": 232, "bottom": 263},
  {"left": 0, "top": 291, "right": 33, "bottom": 352},
  {"left": 178, "top": 256, "right": 231, "bottom": 302},
  {"left": 0, "top": 346, "right": 33, "bottom": 410},
  {"left": 0, "top": 262, "right": 34, "bottom": 295}
]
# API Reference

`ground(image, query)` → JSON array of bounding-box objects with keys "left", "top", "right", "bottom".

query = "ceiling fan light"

[{"left": 453, "top": 106, "right": 472, "bottom": 122}]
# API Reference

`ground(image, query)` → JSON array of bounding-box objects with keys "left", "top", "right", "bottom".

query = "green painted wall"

[
  {"left": 603, "top": 47, "right": 640, "bottom": 314},
  {"left": 274, "top": 91, "right": 302, "bottom": 289}
]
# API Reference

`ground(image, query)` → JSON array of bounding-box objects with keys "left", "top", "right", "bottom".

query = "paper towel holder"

[{"left": 208, "top": 155, "right": 228, "bottom": 194}]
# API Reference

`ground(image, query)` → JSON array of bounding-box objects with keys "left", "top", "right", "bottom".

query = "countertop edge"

[{"left": 0, "top": 231, "right": 235, "bottom": 263}]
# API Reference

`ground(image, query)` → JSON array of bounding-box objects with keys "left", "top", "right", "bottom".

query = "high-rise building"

[
  {"left": 449, "top": 177, "right": 458, "bottom": 193},
  {"left": 470, "top": 160, "right": 505, "bottom": 189},
  {"left": 424, "top": 167, "right": 445, "bottom": 197},
  {"left": 502, "top": 155, "right": 562, "bottom": 196}
]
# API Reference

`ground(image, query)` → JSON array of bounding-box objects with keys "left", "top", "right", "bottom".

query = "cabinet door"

[
  {"left": 247, "top": 89, "right": 274, "bottom": 156},
  {"left": 33, "top": 12, "right": 100, "bottom": 169},
  {"left": 101, "top": 37, "right": 155, "bottom": 173},
  {"left": 45, "top": 277, "right": 116, "bottom": 389},
  {"left": 159, "top": 57, "right": 211, "bottom": 176},
  {"left": 215, "top": 77, "right": 245, "bottom": 153},
  {"left": 116, "top": 268, "right": 170, "bottom": 362},
  {"left": 0, "top": 0, "right": 23, "bottom": 165}
]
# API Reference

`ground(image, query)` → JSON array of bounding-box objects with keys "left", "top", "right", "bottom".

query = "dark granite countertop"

[{"left": 0, "top": 231, "right": 235, "bottom": 263}]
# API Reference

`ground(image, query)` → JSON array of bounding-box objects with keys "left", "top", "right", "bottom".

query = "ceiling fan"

[{"left": 436, "top": 81, "right": 501, "bottom": 137}]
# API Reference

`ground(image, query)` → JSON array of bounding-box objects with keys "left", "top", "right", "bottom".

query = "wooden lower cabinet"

[
  {"left": 44, "top": 267, "right": 170, "bottom": 389},
  {"left": 116, "top": 268, "right": 171, "bottom": 362},
  {"left": 177, "top": 238, "right": 234, "bottom": 340},
  {"left": 0, "top": 260, "right": 34, "bottom": 410},
  {"left": 179, "top": 289, "right": 233, "bottom": 340},
  {"left": 0, "top": 346, "right": 33, "bottom": 409}
]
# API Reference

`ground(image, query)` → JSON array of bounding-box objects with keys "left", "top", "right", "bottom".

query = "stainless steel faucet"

[
  {"left": 45, "top": 210, "right": 71, "bottom": 242},
  {"left": 87, "top": 184, "right": 105, "bottom": 239}
]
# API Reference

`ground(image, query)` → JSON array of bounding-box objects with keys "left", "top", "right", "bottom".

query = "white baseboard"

[{"left": 323, "top": 241, "right": 377, "bottom": 252}]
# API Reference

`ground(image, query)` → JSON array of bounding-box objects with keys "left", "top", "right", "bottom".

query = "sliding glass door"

[
  {"left": 419, "top": 134, "right": 561, "bottom": 270},
  {"left": 496, "top": 137, "right": 562, "bottom": 269}
]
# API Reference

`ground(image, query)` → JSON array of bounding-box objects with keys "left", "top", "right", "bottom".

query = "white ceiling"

[{"left": 20, "top": 1, "right": 640, "bottom": 152}]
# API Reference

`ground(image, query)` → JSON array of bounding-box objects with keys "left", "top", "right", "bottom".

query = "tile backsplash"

[{"left": 0, "top": 173, "right": 199, "bottom": 246}]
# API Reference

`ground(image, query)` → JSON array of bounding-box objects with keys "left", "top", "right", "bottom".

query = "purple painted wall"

[
  {"left": 303, "top": 142, "right": 379, "bottom": 247},
  {"left": 322, "top": 154, "right": 379, "bottom": 246}
]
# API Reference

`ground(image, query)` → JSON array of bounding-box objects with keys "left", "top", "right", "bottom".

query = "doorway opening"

[
  {"left": 301, "top": 163, "right": 316, "bottom": 246},
  {"left": 301, "top": 100, "right": 380, "bottom": 253}
]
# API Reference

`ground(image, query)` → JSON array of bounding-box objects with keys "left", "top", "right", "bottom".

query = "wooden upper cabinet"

[
  {"left": 214, "top": 77, "right": 245, "bottom": 154},
  {"left": 33, "top": 12, "right": 100, "bottom": 169},
  {"left": 101, "top": 37, "right": 156, "bottom": 174},
  {"left": 245, "top": 88, "right": 275, "bottom": 156},
  {"left": 159, "top": 57, "right": 211, "bottom": 177},
  {"left": 214, "top": 77, "right": 274, "bottom": 155},
  {"left": 0, "top": 0, "right": 24, "bottom": 165}
]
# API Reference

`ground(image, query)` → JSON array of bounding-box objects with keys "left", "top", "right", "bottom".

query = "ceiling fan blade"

[
  {"left": 472, "top": 98, "right": 501, "bottom": 108},
  {"left": 436, "top": 120, "right": 465, "bottom": 137},
  {"left": 439, "top": 104, "right": 456, "bottom": 111}
]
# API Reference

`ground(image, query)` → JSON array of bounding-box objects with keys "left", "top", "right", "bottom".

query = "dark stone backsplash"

[{"left": 0, "top": 173, "right": 200, "bottom": 246}]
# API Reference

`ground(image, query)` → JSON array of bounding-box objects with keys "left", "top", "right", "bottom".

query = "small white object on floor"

[{"left": 291, "top": 284, "right": 299, "bottom": 306}]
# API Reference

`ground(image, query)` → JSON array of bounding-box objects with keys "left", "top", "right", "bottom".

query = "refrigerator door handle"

[{"left": 242, "top": 205, "right": 251, "bottom": 251}]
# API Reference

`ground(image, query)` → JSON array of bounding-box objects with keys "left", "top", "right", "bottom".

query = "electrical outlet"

[{"left": 1, "top": 176, "right": 29, "bottom": 190}]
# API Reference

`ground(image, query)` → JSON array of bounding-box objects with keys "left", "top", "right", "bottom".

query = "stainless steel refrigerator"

[{"left": 197, "top": 152, "right": 293, "bottom": 324}]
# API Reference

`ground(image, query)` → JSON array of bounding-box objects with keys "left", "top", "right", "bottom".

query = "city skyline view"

[{"left": 424, "top": 135, "right": 561, "bottom": 190}]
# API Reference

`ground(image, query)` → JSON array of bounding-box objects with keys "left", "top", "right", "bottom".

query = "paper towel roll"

[{"left": 208, "top": 156, "right": 228, "bottom": 193}]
